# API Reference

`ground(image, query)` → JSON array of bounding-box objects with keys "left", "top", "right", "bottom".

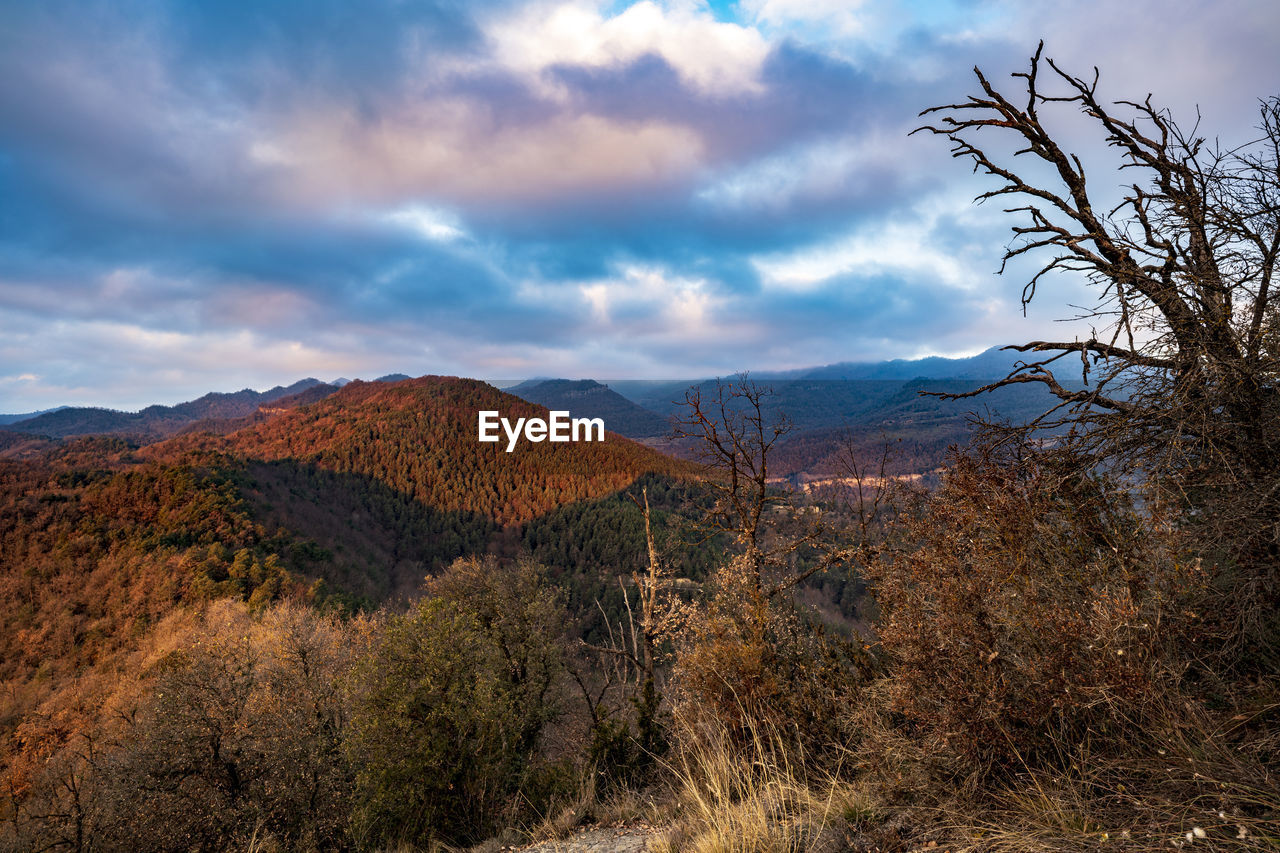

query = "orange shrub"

[
  {"left": 673, "top": 555, "right": 872, "bottom": 759},
  {"left": 865, "top": 450, "right": 1199, "bottom": 770}
]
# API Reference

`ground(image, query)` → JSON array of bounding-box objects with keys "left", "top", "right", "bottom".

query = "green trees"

[{"left": 346, "top": 556, "right": 567, "bottom": 847}]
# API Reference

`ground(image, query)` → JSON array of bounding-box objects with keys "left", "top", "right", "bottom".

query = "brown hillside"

[
  {"left": 0, "top": 378, "right": 698, "bottom": 809},
  {"left": 159, "top": 376, "right": 698, "bottom": 526}
]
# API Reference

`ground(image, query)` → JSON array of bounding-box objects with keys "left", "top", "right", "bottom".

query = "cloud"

[
  {"left": 381, "top": 206, "right": 469, "bottom": 243},
  {"left": 750, "top": 193, "right": 990, "bottom": 294},
  {"left": 1, "top": 0, "right": 1278, "bottom": 410},
  {"left": 742, "top": 0, "right": 869, "bottom": 38},
  {"left": 479, "top": 0, "right": 770, "bottom": 97},
  {"left": 694, "top": 125, "right": 921, "bottom": 215},
  {"left": 257, "top": 104, "right": 707, "bottom": 205}
]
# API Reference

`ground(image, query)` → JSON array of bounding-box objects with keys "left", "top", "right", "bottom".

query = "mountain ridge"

[
  {"left": 507, "top": 379, "right": 673, "bottom": 438},
  {"left": 5, "top": 379, "right": 331, "bottom": 440},
  {"left": 156, "top": 375, "right": 697, "bottom": 526}
]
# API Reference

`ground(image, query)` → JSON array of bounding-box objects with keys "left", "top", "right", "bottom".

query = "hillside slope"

[
  {"left": 0, "top": 376, "right": 702, "bottom": 811},
  {"left": 172, "top": 376, "right": 694, "bottom": 526}
]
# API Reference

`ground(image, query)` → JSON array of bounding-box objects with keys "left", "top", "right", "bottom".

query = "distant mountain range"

[
  {"left": 788, "top": 346, "right": 1030, "bottom": 381},
  {"left": 2, "top": 379, "right": 332, "bottom": 440},
  {"left": 507, "top": 347, "right": 1083, "bottom": 479},
  {"left": 2, "top": 345, "right": 1079, "bottom": 476},
  {"left": 0, "top": 406, "right": 69, "bottom": 426},
  {"left": 0, "top": 374, "right": 428, "bottom": 441}
]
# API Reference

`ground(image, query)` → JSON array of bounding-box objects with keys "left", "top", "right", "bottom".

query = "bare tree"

[
  {"left": 913, "top": 44, "right": 1280, "bottom": 612},
  {"left": 672, "top": 376, "right": 867, "bottom": 600},
  {"left": 567, "top": 487, "right": 689, "bottom": 784},
  {"left": 575, "top": 488, "right": 683, "bottom": 706},
  {"left": 670, "top": 379, "right": 849, "bottom": 596},
  {"left": 673, "top": 377, "right": 789, "bottom": 584}
]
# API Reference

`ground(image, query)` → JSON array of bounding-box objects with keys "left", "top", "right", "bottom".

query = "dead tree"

[
  {"left": 914, "top": 42, "right": 1280, "bottom": 655},
  {"left": 673, "top": 376, "right": 862, "bottom": 599},
  {"left": 572, "top": 487, "right": 687, "bottom": 777}
]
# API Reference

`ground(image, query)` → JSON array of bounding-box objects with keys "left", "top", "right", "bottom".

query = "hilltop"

[
  {"left": 507, "top": 378, "right": 673, "bottom": 438},
  {"left": 170, "top": 376, "right": 693, "bottom": 525}
]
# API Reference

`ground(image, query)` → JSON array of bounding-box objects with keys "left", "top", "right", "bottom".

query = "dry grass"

[
  {"left": 654, "top": 714, "right": 863, "bottom": 853},
  {"left": 952, "top": 727, "right": 1280, "bottom": 851},
  {"left": 847, "top": 689, "right": 1280, "bottom": 853},
  {"left": 521, "top": 765, "right": 674, "bottom": 847}
]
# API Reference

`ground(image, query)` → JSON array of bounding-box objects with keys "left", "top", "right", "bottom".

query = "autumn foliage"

[{"left": 866, "top": 451, "right": 1200, "bottom": 769}]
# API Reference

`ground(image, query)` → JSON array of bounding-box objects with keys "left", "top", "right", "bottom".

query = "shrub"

[
  {"left": 97, "top": 601, "right": 360, "bottom": 852},
  {"left": 346, "top": 556, "right": 566, "bottom": 847},
  {"left": 865, "top": 450, "right": 1199, "bottom": 772},
  {"left": 673, "top": 555, "right": 872, "bottom": 762}
]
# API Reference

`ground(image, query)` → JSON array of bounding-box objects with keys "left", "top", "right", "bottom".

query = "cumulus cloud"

[{"left": 480, "top": 0, "right": 770, "bottom": 97}]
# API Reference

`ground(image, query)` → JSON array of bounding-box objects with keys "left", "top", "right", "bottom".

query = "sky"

[{"left": 1, "top": 0, "right": 1277, "bottom": 410}]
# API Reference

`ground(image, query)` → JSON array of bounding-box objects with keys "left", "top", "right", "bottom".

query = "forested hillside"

[
  {"left": 0, "top": 376, "right": 707, "bottom": 848},
  {"left": 179, "top": 376, "right": 694, "bottom": 525}
]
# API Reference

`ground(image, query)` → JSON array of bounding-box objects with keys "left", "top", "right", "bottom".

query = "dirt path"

[{"left": 514, "top": 825, "right": 661, "bottom": 853}]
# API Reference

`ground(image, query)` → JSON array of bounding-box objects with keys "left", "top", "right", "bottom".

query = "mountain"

[
  {"left": 595, "top": 380, "right": 704, "bottom": 413},
  {"left": 592, "top": 348, "right": 1032, "bottom": 410},
  {"left": 547, "top": 361, "right": 1082, "bottom": 480},
  {"left": 6, "top": 379, "right": 332, "bottom": 441},
  {"left": 764, "top": 377, "right": 1076, "bottom": 477},
  {"left": 2, "top": 378, "right": 697, "bottom": 680},
  {"left": 166, "top": 381, "right": 343, "bottom": 438},
  {"left": 0, "top": 375, "right": 702, "bottom": 801},
  {"left": 0, "top": 406, "right": 68, "bottom": 426},
  {"left": 794, "top": 346, "right": 1026, "bottom": 381},
  {"left": 164, "top": 376, "right": 694, "bottom": 526},
  {"left": 614, "top": 376, "right": 1069, "bottom": 478},
  {"left": 504, "top": 347, "right": 1089, "bottom": 480},
  {"left": 508, "top": 379, "right": 673, "bottom": 438}
]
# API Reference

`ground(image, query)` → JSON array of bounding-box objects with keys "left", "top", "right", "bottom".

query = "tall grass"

[{"left": 656, "top": 713, "right": 860, "bottom": 853}]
